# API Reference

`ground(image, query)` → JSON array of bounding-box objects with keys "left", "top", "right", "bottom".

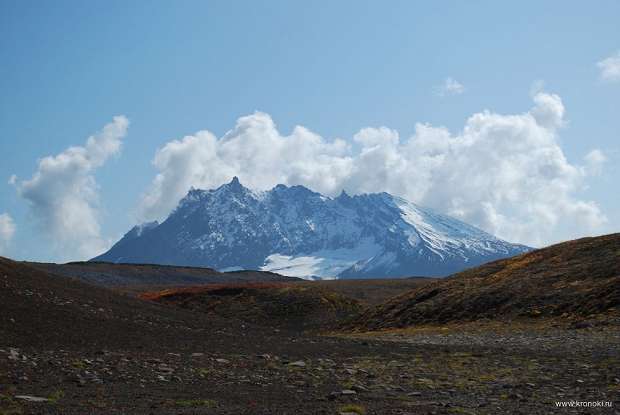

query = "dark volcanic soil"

[
  {"left": 1, "top": 256, "right": 619, "bottom": 414},
  {"left": 28, "top": 261, "right": 299, "bottom": 288}
]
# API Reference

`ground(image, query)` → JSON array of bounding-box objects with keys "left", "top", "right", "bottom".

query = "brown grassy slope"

[
  {"left": 347, "top": 233, "right": 620, "bottom": 330},
  {"left": 302, "top": 277, "right": 437, "bottom": 305},
  {"left": 140, "top": 282, "right": 363, "bottom": 330}
]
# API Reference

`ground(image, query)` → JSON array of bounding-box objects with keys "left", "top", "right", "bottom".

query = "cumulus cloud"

[
  {"left": 597, "top": 51, "right": 620, "bottom": 82},
  {"left": 139, "top": 113, "right": 352, "bottom": 220},
  {"left": 530, "top": 91, "right": 565, "bottom": 130},
  {"left": 13, "top": 116, "right": 129, "bottom": 259},
  {"left": 436, "top": 77, "right": 465, "bottom": 96},
  {"left": 584, "top": 149, "right": 607, "bottom": 176},
  {"left": 139, "top": 92, "right": 606, "bottom": 247},
  {"left": 0, "top": 213, "right": 16, "bottom": 254}
]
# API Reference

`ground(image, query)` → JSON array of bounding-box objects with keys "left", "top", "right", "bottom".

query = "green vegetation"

[
  {"left": 47, "top": 390, "right": 64, "bottom": 404},
  {"left": 338, "top": 404, "right": 366, "bottom": 414},
  {"left": 195, "top": 367, "right": 211, "bottom": 378},
  {"left": 71, "top": 359, "right": 86, "bottom": 369}
]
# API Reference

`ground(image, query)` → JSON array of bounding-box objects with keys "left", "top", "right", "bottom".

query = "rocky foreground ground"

[
  {"left": 2, "top": 320, "right": 619, "bottom": 414},
  {"left": 1, "top": 239, "right": 619, "bottom": 414}
]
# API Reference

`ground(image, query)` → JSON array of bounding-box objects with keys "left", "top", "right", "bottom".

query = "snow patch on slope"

[{"left": 261, "top": 238, "right": 381, "bottom": 279}]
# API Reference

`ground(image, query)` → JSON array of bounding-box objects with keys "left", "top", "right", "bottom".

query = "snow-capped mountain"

[{"left": 92, "top": 177, "right": 531, "bottom": 279}]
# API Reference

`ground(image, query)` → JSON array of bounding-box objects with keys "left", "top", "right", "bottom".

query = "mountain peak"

[
  {"left": 93, "top": 182, "right": 531, "bottom": 279},
  {"left": 215, "top": 176, "right": 247, "bottom": 194},
  {"left": 337, "top": 189, "right": 351, "bottom": 199}
]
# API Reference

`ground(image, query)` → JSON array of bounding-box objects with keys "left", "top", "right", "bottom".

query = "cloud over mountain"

[
  {"left": 13, "top": 116, "right": 129, "bottom": 259},
  {"left": 138, "top": 92, "right": 606, "bottom": 247},
  {"left": 0, "top": 213, "right": 15, "bottom": 254}
]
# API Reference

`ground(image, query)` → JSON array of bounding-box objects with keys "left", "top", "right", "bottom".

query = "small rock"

[
  {"left": 341, "top": 389, "right": 357, "bottom": 395},
  {"left": 288, "top": 360, "right": 306, "bottom": 367},
  {"left": 215, "top": 358, "right": 230, "bottom": 364},
  {"left": 351, "top": 384, "right": 368, "bottom": 392},
  {"left": 15, "top": 395, "right": 49, "bottom": 403},
  {"left": 157, "top": 364, "right": 174, "bottom": 373},
  {"left": 327, "top": 392, "right": 340, "bottom": 400},
  {"left": 8, "top": 348, "right": 20, "bottom": 361}
]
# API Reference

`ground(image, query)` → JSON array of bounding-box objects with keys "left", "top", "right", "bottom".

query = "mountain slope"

[
  {"left": 346, "top": 233, "right": 620, "bottom": 330},
  {"left": 0, "top": 256, "right": 234, "bottom": 349},
  {"left": 93, "top": 177, "right": 530, "bottom": 279}
]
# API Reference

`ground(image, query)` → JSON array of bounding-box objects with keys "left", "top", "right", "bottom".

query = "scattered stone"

[
  {"left": 8, "top": 348, "right": 20, "bottom": 361},
  {"left": 288, "top": 360, "right": 306, "bottom": 367},
  {"left": 15, "top": 395, "right": 49, "bottom": 403},
  {"left": 341, "top": 389, "right": 357, "bottom": 395},
  {"left": 351, "top": 384, "right": 368, "bottom": 392},
  {"left": 157, "top": 364, "right": 174, "bottom": 373}
]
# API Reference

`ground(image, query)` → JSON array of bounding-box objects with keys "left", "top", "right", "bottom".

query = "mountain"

[
  {"left": 92, "top": 177, "right": 530, "bottom": 279},
  {"left": 346, "top": 233, "right": 620, "bottom": 331}
]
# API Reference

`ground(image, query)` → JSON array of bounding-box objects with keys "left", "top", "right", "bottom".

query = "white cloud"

[
  {"left": 13, "top": 116, "right": 129, "bottom": 260},
  {"left": 584, "top": 149, "right": 607, "bottom": 176},
  {"left": 0, "top": 213, "right": 16, "bottom": 254},
  {"left": 597, "top": 51, "right": 620, "bottom": 82},
  {"left": 436, "top": 77, "right": 465, "bottom": 96},
  {"left": 138, "top": 113, "right": 352, "bottom": 220},
  {"left": 530, "top": 91, "right": 565, "bottom": 130},
  {"left": 139, "top": 92, "right": 607, "bottom": 247}
]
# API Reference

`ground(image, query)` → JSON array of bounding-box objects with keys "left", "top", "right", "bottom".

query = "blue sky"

[{"left": 0, "top": 1, "right": 618, "bottom": 262}]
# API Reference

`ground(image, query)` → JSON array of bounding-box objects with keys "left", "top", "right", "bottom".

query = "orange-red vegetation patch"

[{"left": 138, "top": 282, "right": 292, "bottom": 301}]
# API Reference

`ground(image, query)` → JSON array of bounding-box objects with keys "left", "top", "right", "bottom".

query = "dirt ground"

[{"left": 1, "top": 258, "right": 619, "bottom": 414}]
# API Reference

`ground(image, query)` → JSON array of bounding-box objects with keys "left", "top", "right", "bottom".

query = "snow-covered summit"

[{"left": 92, "top": 178, "right": 530, "bottom": 279}]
